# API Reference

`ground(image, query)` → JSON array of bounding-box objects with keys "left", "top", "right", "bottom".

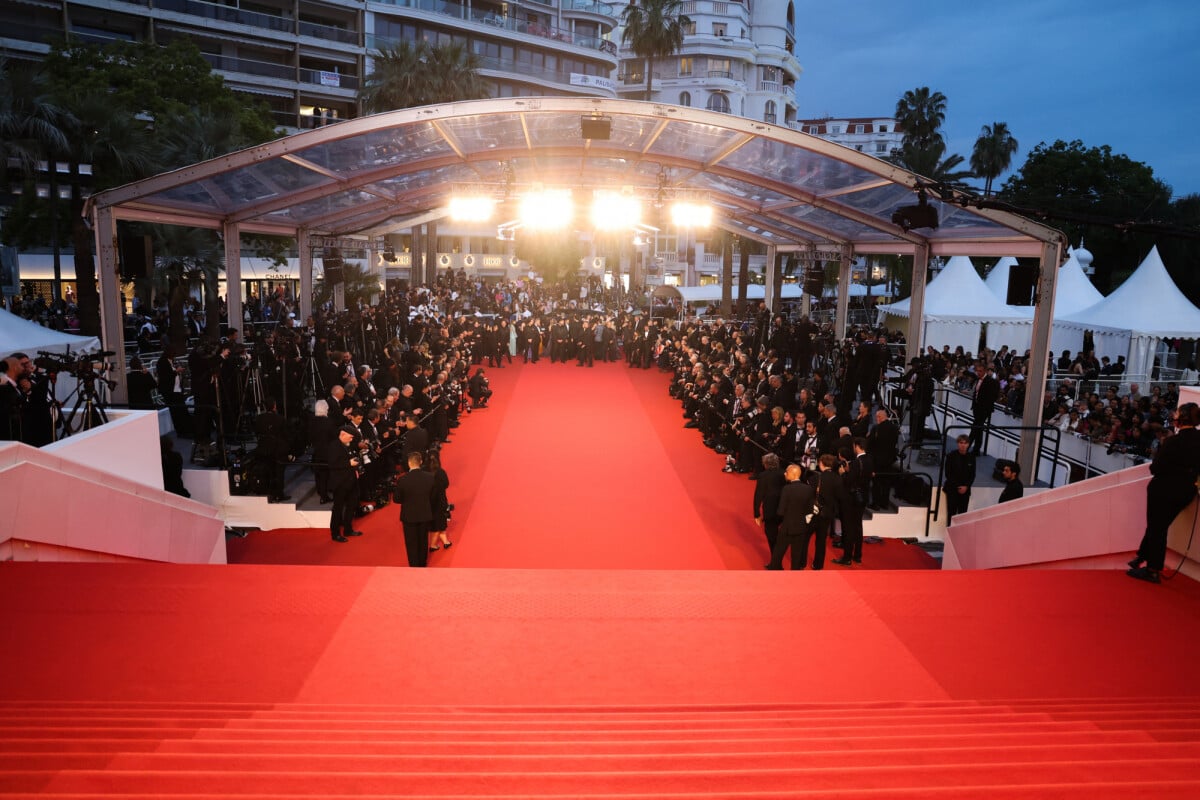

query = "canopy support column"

[
  {"left": 1019, "top": 238, "right": 1064, "bottom": 484},
  {"left": 298, "top": 230, "right": 313, "bottom": 323},
  {"left": 764, "top": 245, "right": 778, "bottom": 314},
  {"left": 93, "top": 204, "right": 127, "bottom": 405},
  {"left": 223, "top": 222, "right": 241, "bottom": 332},
  {"left": 905, "top": 244, "right": 930, "bottom": 359},
  {"left": 835, "top": 244, "right": 853, "bottom": 338}
]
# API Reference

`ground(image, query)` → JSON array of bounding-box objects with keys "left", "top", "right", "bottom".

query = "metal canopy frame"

[{"left": 87, "top": 98, "right": 1065, "bottom": 479}]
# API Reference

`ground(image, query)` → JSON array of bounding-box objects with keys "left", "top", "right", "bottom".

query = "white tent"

[
  {"left": 876, "top": 256, "right": 1032, "bottom": 354},
  {"left": 822, "top": 283, "right": 894, "bottom": 298},
  {"left": 0, "top": 307, "right": 101, "bottom": 356},
  {"left": 983, "top": 257, "right": 1020, "bottom": 302},
  {"left": 1057, "top": 245, "right": 1200, "bottom": 378}
]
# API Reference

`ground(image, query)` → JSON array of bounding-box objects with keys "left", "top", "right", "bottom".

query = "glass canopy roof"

[{"left": 90, "top": 98, "right": 1060, "bottom": 258}]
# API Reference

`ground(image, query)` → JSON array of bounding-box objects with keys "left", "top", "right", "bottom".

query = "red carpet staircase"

[{"left": 4, "top": 698, "right": 1200, "bottom": 797}]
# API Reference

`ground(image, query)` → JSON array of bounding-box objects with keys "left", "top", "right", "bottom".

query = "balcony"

[
  {"left": 369, "top": 0, "right": 617, "bottom": 54},
  {"left": 298, "top": 19, "right": 359, "bottom": 46},
  {"left": 561, "top": 0, "right": 618, "bottom": 18},
  {"left": 156, "top": 0, "right": 295, "bottom": 35}
]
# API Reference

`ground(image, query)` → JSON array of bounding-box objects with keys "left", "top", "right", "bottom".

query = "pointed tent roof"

[
  {"left": 0, "top": 307, "right": 101, "bottom": 356},
  {"left": 984, "top": 256, "right": 1019, "bottom": 299},
  {"left": 1051, "top": 247, "right": 1106, "bottom": 317},
  {"left": 1060, "top": 246, "right": 1200, "bottom": 338},
  {"left": 877, "top": 256, "right": 1031, "bottom": 320}
]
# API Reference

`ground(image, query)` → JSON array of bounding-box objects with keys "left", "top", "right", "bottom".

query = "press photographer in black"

[{"left": 1128, "top": 402, "right": 1200, "bottom": 584}]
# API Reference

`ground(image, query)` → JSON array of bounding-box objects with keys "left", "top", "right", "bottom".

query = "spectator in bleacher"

[{"left": 1128, "top": 402, "right": 1200, "bottom": 584}]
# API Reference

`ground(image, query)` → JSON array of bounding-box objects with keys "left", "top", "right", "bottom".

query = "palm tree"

[
  {"left": 894, "top": 86, "right": 947, "bottom": 151},
  {"left": 151, "top": 225, "right": 224, "bottom": 348},
  {"left": 424, "top": 41, "right": 489, "bottom": 105},
  {"left": 970, "top": 122, "right": 1019, "bottom": 197},
  {"left": 890, "top": 139, "right": 975, "bottom": 192},
  {"left": 620, "top": 0, "right": 691, "bottom": 102},
  {"left": 57, "top": 92, "right": 155, "bottom": 336},
  {"left": 0, "top": 58, "right": 70, "bottom": 174},
  {"left": 361, "top": 40, "right": 487, "bottom": 113}
]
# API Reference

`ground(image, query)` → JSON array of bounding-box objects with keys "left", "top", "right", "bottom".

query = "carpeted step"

[
  {"left": 0, "top": 727, "right": 1164, "bottom": 756},
  {"left": 5, "top": 758, "right": 1200, "bottom": 794},
  {"left": 5, "top": 785, "right": 1200, "bottom": 800},
  {"left": 5, "top": 741, "right": 1200, "bottom": 773}
]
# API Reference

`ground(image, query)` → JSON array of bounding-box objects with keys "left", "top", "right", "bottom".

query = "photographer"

[
  {"left": 126, "top": 357, "right": 158, "bottom": 410},
  {"left": 467, "top": 368, "right": 492, "bottom": 408}
]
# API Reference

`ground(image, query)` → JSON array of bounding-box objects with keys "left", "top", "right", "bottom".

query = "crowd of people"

[{"left": 7, "top": 267, "right": 1197, "bottom": 578}]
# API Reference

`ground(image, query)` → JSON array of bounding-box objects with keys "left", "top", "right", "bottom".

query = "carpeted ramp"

[{"left": 3, "top": 563, "right": 1200, "bottom": 796}]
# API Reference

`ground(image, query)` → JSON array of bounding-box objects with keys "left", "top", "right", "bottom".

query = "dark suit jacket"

[
  {"left": 326, "top": 440, "right": 359, "bottom": 493},
  {"left": 847, "top": 452, "right": 874, "bottom": 506},
  {"left": 867, "top": 419, "right": 901, "bottom": 467},
  {"left": 944, "top": 450, "right": 977, "bottom": 492},
  {"left": 753, "top": 467, "right": 786, "bottom": 521},
  {"left": 394, "top": 468, "right": 435, "bottom": 523},
  {"left": 815, "top": 469, "right": 850, "bottom": 520},
  {"left": 973, "top": 375, "right": 1001, "bottom": 415},
  {"left": 777, "top": 480, "right": 817, "bottom": 536}
]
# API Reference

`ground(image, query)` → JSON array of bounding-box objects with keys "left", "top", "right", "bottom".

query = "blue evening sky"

[{"left": 794, "top": 0, "right": 1200, "bottom": 198}]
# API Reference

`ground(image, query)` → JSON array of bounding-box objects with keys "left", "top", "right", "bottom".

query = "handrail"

[{"left": 874, "top": 467, "right": 935, "bottom": 539}]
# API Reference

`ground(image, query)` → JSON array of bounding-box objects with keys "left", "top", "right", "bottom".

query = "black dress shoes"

[
  {"left": 1127, "top": 556, "right": 1145, "bottom": 569},
  {"left": 1126, "top": 566, "right": 1161, "bottom": 584},
  {"left": 332, "top": 534, "right": 349, "bottom": 543},
  {"left": 831, "top": 557, "right": 853, "bottom": 566},
  {"left": 347, "top": 530, "right": 363, "bottom": 537}
]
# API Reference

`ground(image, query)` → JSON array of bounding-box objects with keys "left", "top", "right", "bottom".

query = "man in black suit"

[
  {"left": 943, "top": 434, "right": 977, "bottom": 526},
  {"left": 834, "top": 438, "right": 872, "bottom": 565},
  {"left": 254, "top": 397, "right": 292, "bottom": 503},
  {"left": 753, "top": 453, "right": 786, "bottom": 553},
  {"left": 327, "top": 425, "right": 363, "bottom": 543},
  {"left": 766, "top": 463, "right": 818, "bottom": 570},
  {"left": 394, "top": 451, "right": 435, "bottom": 567},
  {"left": 969, "top": 364, "right": 1001, "bottom": 455},
  {"left": 866, "top": 409, "right": 900, "bottom": 509}
]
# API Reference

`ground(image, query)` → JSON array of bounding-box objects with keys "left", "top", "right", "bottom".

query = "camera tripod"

[{"left": 61, "top": 374, "right": 110, "bottom": 436}]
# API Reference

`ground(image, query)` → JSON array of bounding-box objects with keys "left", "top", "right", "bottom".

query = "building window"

[
  {"left": 679, "top": 57, "right": 692, "bottom": 76},
  {"left": 875, "top": 141, "right": 887, "bottom": 153},
  {"left": 679, "top": 91, "right": 691, "bottom": 107},
  {"left": 878, "top": 124, "right": 888, "bottom": 133},
  {"left": 830, "top": 124, "right": 842, "bottom": 134},
  {"left": 855, "top": 145, "right": 863, "bottom": 151},
  {"left": 708, "top": 58, "right": 731, "bottom": 78},
  {"left": 854, "top": 124, "right": 864, "bottom": 134},
  {"left": 706, "top": 93, "right": 730, "bottom": 113},
  {"left": 764, "top": 100, "right": 776, "bottom": 124},
  {"left": 761, "top": 65, "right": 778, "bottom": 81},
  {"left": 712, "top": 22, "right": 726, "bottom": 36},
  {"left": 684, "top": 20, "right": 696, "bottom": 35}
]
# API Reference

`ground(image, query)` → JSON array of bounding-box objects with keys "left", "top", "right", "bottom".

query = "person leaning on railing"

[{"left": 1128, "top": 402, "right": 1200, "bottom": 584}]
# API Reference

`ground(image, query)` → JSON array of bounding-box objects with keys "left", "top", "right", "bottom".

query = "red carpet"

[
  {"left": 228, "top": 361, "right": 939, "bottom": 570},
  {"left": 2, "top": 563, "right": 1200, "bottom": 796}
]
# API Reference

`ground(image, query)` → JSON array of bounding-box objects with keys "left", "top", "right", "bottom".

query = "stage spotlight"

[
  {"left": 581, "top": 114, "right": 612, "bottom": 140},
  {"left": 449, "top": 196, "right": 496, "bottom": 222},
  {"left": 891, "top": 190, "right": 939, "bottom": 231}
]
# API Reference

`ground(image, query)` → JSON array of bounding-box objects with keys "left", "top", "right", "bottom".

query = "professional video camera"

[{"left": 35, "top": 350, "right": 118, "bottom": 388}]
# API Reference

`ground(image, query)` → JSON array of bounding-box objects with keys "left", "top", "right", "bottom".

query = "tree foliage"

[
  {"left": 999, "top": 139, "right": 1174, "bottom": 293},
  {"left": 970, "top": 122, "right": 1019, "bottom": 197},
  {"left": 620, "top": 0, "right": 691, "bottom": 101},
  {"left": 360, "top": 40, "right": 488, "bottom": 113},
  {"left": 888, "top": 86, "right": 973, "bottom": 191},
  {"left": 1, "top": 40, "right": 278, "bottom": 334}
]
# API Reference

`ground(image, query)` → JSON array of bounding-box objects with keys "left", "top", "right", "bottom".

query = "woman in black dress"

[{"left": 427, "top": 450, "right": 453, "bottom": 551}]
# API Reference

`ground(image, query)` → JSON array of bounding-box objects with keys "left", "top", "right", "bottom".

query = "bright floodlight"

[
  {"left": 670, "top": 201, "right": 713, "bottom": 228},
  {"left": 591, "top": 191, "right": 642, "bottom": 231},
  {"left": 519, "top": 189, "right": 573, "bottom": 230},
  {"left": 448, "top": 196, "right": 496, "bottom": 222}
]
